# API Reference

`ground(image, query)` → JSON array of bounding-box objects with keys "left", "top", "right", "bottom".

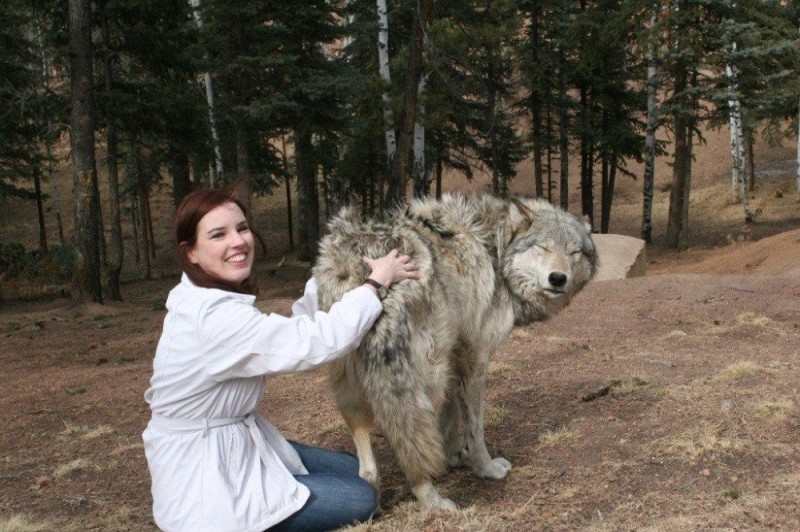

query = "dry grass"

[
  {"left": 0, "top": 515, "right": 54, "bottom": 532},
  {"left": 538, "top": 426, "right": 580, "bottom": 447},
  {"left": 659, "top": 422, "right": 747, "bottom": 459},
  {"left": 752, "top": 398, "right": 796, "bottom": 422},
  {"left": 705, "top": 312, "right": 787, "bottom": 337},
  {"left": 53, "top": 458, "right": 95, "bottom": 480},
  {"left": 714, "top": 361, "right": 764, "bottom": 382},
  {"left": 318, "top": 421, "right": 350, "bottom": 438}
]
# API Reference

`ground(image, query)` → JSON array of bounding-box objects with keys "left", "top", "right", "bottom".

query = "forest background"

[
  {"left": 2, "top": 0, "right": 800, "bottom": 302},
  {"left": 2, "top": 1, "right": 800, "bottom": 530}
]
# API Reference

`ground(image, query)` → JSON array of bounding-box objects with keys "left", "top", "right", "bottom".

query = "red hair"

[{"left": 173, "top": 184, "right": 264, "bottom": 295}]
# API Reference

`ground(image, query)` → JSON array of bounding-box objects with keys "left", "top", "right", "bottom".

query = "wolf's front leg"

[
  {"left": 352, "top": 425, "right": 381, "bottom": 499},
  {"left": 461, "top": 358, "right": 512, "bottom": 479}
]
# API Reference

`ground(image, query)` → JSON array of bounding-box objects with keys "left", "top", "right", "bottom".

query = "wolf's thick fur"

[{"left": 313, "top": 194, "right": 598, "bottom": 510}]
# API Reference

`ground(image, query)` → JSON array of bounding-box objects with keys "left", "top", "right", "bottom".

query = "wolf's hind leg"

[{"left": 461, "top": 357, "right": 512, "bottom": 479}]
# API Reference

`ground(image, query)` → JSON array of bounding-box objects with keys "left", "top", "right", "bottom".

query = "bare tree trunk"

[
  {"left": 601, "top": 152, "right": 617, "bottom": 234},
  {"left": 102, "top": 8, "right": 123, "bottom": 300},
  {"left": 69, "top": 0, "right": 103, "bottom": 303},
  {"left": 377, "top": 0, "right": 396, "bottom": 174},
  {"left": 558, "top": 44, "right": 569, "bottom": 210},
  {"left": 386, "top": 0, "right": 433, "bottom": 208},
  {"left": 37, "top": 25, "right": 65, "bottom": 248},
  {"left": 412, "top": 74, "right": 429, "bottom": 198},
  {"left": 280, "top": 136, "right": 294, "bottom": 251},
  {"left": 641, "top": 0, "right": 659, "bottom": 242},
  {"left": 131, "top": 146, "right": 152, "bottom": 279},
  {"left": 33, "top": 167, "right": 48, "bottom": 257},
  {"left": 170, "top": 151, "right": 192, "bottom": 206},
  {"left": 745, "top": 130, "right": 755, "bottom": 192},
  {"left": 666, "top": 65, "right": 693, "bottom": 249},
  {"left": 189, "top": 0, "right": 224, "bottom": 186},
  {"left": 725, "top": 43, "right": 753, "bottom": 222},
  {"left": 295, "top": 128, "right": 319, "bottom": 262},
  {"left": 529, "top": 8, "right": 544, "bottom": 198}
]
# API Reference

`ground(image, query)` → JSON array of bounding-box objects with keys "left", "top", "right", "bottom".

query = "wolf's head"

[{"left": 502, "top": 197, "right": 598, "bottom": 325}]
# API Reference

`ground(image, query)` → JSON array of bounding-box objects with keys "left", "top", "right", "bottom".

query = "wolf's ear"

[
  {"left": 509, "top": 197, "right": 535, "bottom": 232},
  {"left": 582, "top": 214, "right": 592, "bottom": 233}
]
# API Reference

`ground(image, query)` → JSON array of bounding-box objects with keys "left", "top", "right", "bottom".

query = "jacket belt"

[{"left": 150, "top": 413, "right": 272, "bottom": 468}]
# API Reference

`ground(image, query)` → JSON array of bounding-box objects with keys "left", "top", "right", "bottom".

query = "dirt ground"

[{"left": 1, "top": 130, "right": 799, "bottom": 531}]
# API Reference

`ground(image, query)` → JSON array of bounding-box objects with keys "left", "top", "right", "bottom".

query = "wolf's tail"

[{"left": 356, "top": 314, "right": 447, "bottom": 485}]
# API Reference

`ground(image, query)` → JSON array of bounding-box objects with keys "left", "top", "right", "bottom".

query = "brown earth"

[{"left": 1, "top": 129, "right": 799, "bottom": 531}]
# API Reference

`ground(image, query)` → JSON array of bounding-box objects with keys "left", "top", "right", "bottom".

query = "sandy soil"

[{"left": 1, "top": 128, "right": 799, "bottom": 531}]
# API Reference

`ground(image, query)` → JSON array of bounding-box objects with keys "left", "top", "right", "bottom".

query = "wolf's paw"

[
  {"left": 422, "top": 496, "right": 457, "bottom": 512},
  {"left": 474, "top": 457, "right": 512, "bottom": 479}
]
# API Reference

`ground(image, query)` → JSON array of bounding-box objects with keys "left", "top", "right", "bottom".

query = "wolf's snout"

[{"left": 548, "top": 272, "right": 568, "bottom": 288}]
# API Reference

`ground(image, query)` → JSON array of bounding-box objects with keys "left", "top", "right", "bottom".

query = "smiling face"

[{"left": 186, "top": 202, "right": 255, "bottom": 288}]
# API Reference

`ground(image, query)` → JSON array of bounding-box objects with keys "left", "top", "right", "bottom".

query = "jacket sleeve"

[
  {"left": 290, "top": 278, "right": 319, "bottom": 317},
  {"left": 197, "top": 285, "right": 382, "bottom": 379}
]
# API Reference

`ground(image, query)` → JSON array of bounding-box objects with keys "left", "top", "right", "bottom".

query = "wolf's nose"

[{"left": 548, "top": 272, "right": 567, "bottom": 288}]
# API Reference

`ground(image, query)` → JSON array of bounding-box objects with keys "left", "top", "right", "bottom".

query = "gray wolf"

[{"left": 313, "top": 193, "right": 598, "bottom": 510}]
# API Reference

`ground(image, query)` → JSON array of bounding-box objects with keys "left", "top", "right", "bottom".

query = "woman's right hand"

[{"left": 362, "top": 249, "right": 420, "bottom": 288}]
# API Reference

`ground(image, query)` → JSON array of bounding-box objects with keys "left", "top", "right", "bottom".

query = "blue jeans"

[{"left": 269, "top": 441, "right": 377, "bottom": 531}]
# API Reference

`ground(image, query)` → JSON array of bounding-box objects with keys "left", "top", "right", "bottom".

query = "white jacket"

[{"left": 142, "top": 274, "right": 382, "bottom": 532}]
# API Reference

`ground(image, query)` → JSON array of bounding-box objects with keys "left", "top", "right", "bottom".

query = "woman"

[{"left": 142, "top": 185, "right": 419, "bottom": 531}]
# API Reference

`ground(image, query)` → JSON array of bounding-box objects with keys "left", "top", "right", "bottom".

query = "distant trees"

[{"left": 3, "top": 0, "right": 800, "bottom": 300}]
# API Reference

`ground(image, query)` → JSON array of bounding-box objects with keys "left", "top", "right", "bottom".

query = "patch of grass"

[
  {"left": 60, "top": 421, "right": 85, "bottom": 436},
  {"left": 714, "top": 361, "right": 764, "bottom": 382},
  {"left": 318, "top": 421, "right": 350, "bottom": 438},
  {"left": 662, "top": 329, "right": 688, "bottom": 341},
  {"left": 538, "top": 426, "right": 580, "bottom": 447},
  {"left": 484, "top": 405, "right": 509, "bottom": 428},
  {"left": 752, "top": 398, "right": 796, "bottom": 422},
  {"left": 82, "top": 425, "right": 115, "bottom": 440},
  {"left": 64, "top": 386, "right": 86, "bottom": 396},
  {"left": 610, "top": 375, "right": 650, "bottom": 398},
  {"left": 4, "top": 321, "right": 21, "bottom": 332},
  {"left": 488, "top": 362, "right": 515, "bottom": 378},
  {"left": 345, "top": 501, "right": 501, "bottom": 531},
  {"left": 660, "top": 422, "right": 746, "bottom": 459},
  {"left": 53, "top": 458, "right": 94, "bottom": 480},
  {"left": 110, "top": 442, "right": 144, "bottom": 456},
  {"left": 706, "top": 312, "right": 787, "bottom": 337},
  {"left": 0, "top": 514, "right": 54, "bottom": 532}
]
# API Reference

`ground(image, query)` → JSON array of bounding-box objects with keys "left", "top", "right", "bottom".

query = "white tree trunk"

[
  {"left": 725, "top": 41, "right": 752, "bottom": 220},
  {"left": 377, "top": 0, "right": 396, "bottom": 169},
  {"left": 189, "top": 0, "right": 224, "bottom": 186},
  {"left": 641, "top": 0, "right": 659, "bottom": 242}
]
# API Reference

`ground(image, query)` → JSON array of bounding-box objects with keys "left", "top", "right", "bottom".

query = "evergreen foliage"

[{"left": 2, "top": 0, "right": 800, "bottom": 286}]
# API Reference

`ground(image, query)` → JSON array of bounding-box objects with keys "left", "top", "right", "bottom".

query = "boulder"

[{"left": 591, "top": 234, "right": 646, "bottom": 282}]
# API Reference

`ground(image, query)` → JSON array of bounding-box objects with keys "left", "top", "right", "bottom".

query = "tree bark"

[
  {"left": 69, "top": 0, "right": 103, "bottom": 303},
  {"left": 170, "top": 151, "right": 192, "bottom": 206},
  {"left": 558, "top": 44, "right": 569, "bottom": 210},
  {"left": 33, "top": 167, "right": 48, "bottom": 257},
  {"left": 665, "top": 64, "right": 693, "bottom": 249},
  {"left": 412, "top": 74, "right": 429, "bottom": 198},
  {"left": 102, "top": 8, "right": 123, "bottom": 300},
  {"left": 641, "top": 1, "right": 658, "bottom": 242},
  {"left": 280, "top": 136, "right": 294, "bottom": 251},
  {"left": 376, "top": 0, "right": 396, "bottom": 174},
  {"left": 295, "top": 128, "right": 319, "bottom": 262},
  {"left": 189, "top": 0, "right": 224, "bottom": 186},
  {"left": 385, "top": 0, "right": 433, "bottom": 208}
]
